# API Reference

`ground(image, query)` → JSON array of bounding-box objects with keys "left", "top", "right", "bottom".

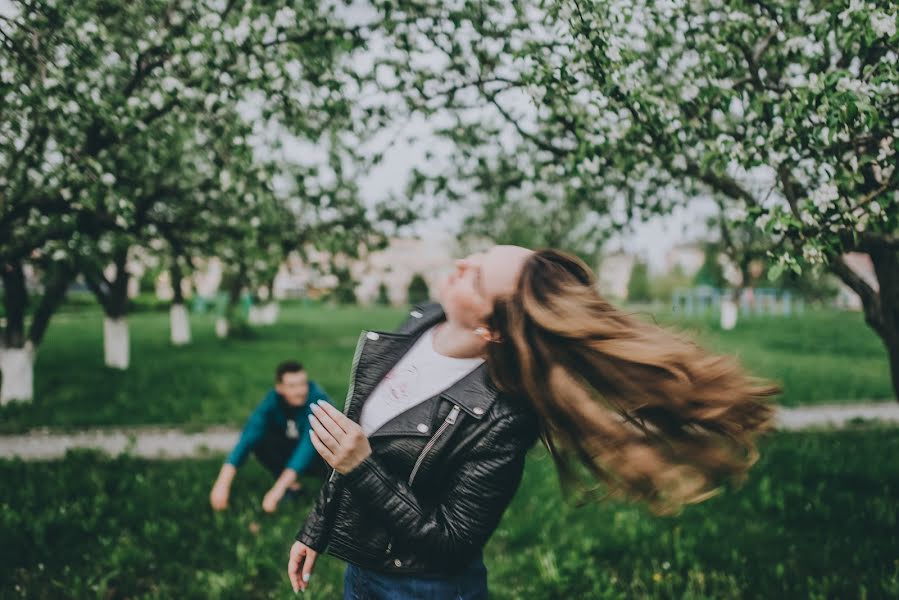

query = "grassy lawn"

[
  {"left": 0, "top": 303, "right": 893, "bottom": 432},
  {"left": 1, "top": 427, "right": 897, "bottom": 599}
]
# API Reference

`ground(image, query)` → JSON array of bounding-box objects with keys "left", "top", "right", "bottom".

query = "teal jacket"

[{"left": 226, "top": 382, "right": 332, "bottom": 474}]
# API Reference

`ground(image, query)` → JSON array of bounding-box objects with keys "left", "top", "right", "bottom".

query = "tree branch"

[{"left": 829, "top": 254, "right": 883, "bottom": 335}]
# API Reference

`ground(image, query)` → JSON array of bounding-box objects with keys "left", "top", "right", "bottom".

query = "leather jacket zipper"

[
  {"left": 407, "top": 404, "right": 461, "bottom": 486},
  {"left": 328, "top": 330, "right": 368, "bottom": 485},
  {"left": 387, "top": 404, "right": 461, "bottom": 559}
]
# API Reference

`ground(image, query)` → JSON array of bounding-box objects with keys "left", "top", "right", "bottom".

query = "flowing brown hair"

[{"left": 485, "top": 249, "right": 779, "bottom": 515}]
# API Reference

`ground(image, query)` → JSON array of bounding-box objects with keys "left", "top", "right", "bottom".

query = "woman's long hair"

[{"left": 486, "top": 249, "right": 779, "bottom": 515}]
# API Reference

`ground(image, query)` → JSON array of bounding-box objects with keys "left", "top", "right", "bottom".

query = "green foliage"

[
  {"left": 627, "top": 260, "right": 652, "bottom": 303},
  {"left": 3, "top": 428, "right": 899, "bottom": 598},
  {"left": 650, "top": 264, "right": 692, "bottom": 304},
  {"left": 770, "top": 266, "right": 842, "bottom": 303},
  {"left": 407, "top": 273, "right": 430, "bottom": 306},
  {"left": 693, "top": 246, "right": 727, "bottom": 289},
  {"left": 376, "top": 282, "right": 390, "bottom": 306},
  {"left": 329, "top": 266, "right": 358, "bottom": 305}
]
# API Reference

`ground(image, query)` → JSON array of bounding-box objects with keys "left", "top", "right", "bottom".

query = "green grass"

[
  {"left": 1, "top": 427, "right": 897, "bottom": 598},
  {"left": 0, "top": 304, "right": 893, "bottom": 432},
  {"left": 651, "top": 309, "right": 893, "bottom": 407}
]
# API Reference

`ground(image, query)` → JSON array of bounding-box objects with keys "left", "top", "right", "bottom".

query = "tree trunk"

[
  {"left": 0, "top": 343, "right": 34, "bottom": 404},
  {"left": 169, "top": 262, "right": 191, "bottom": 346},
  {"left": 222, "top": 265, "right": 246, "bottom": 337},
  {"left": 215, "top": 317, "right": 229, "bottom": 338},
  {"left": 1, "top": 260, "right": 27, "bottom": 349},
  {"left": 720, "top": 293, "right": 738, "bottom": 330},
  {"left": 88, "top": 249, "right": 131, "bottom": 369},
  {"left": 0, "top": 260, "right": 29, "bottom": 401},
  {"left": 263, "top": 301, "right": 280, "bottom": 325},
  {"left": 103, "top": 316, "right": 130, "bottom": 369},
  {"left": 869, "top": 247, "right": 899, "bottom": 401},
  {"left": 30, "top": 265, "right": 75, "bottom": 347},
  {"left": 170, "top": 303, "right": 191, "bottom": 346},
  {"left": 0, "top": 261, "right": 74, "bottom": 403},
  {"left": 831, "top": 247, "right": 899, "bottom": 401}
]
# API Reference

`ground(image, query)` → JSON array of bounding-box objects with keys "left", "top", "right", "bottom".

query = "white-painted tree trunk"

[
  {"left": 248, "top": 302, "right": 280, "bottom": 325},
  {"left": 263, "top": 302, "right": 279, "bottom": 324},
  {"left": 104, "top": 317, "right": 130, "bottom": 369},
  {"left": 170, "top": 304, "right": 191, "bottom": 346},
  {"left": 215, "top": 317, "right": 229, "bottom": 338},
  {"left": 720, "top": 297, "right": 738, "bottom": 331},
  {"left": 0, "top": 343, "right": 35, "bottom": 404}
]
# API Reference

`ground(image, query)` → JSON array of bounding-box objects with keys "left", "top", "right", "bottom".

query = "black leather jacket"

[{"left": 294, "top": 302, "right": 540, "bottom": 576}]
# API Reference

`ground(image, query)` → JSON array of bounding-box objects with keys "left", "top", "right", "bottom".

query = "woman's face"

[{"left": 437, "top": 245, "right": 533, "bottom": 329}]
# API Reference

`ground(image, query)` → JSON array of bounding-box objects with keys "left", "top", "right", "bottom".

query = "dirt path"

[{"left": 1, "top": 402, "right": 897, "bottom": 461}]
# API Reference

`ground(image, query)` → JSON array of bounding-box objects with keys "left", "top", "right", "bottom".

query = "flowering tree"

[
  {"left": 375, "top": 0, "right": 899, "bottom": 398},
  {"left": 0, "top": 0, "right": 379, "bottom": 395}
]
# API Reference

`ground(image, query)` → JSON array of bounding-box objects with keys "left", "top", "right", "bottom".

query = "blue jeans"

[{"left": 343, "top": 553, "right": 488, "bottom": 600}]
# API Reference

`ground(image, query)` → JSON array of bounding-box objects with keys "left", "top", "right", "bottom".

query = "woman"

[{"left": 287, "top": 246, "right": 777, "bottom": 598}]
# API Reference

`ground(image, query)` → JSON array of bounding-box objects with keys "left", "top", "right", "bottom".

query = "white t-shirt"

[{"left": 359, "top": 325, "right": 484, "bottom": 436}]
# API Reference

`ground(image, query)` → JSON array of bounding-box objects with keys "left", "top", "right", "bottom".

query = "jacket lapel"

[
  {"left": 344, "top": 303, "right": 445, "bottom": 424},
  {"left": 346, "top": 302, "right": 502, "bottom": 438}
]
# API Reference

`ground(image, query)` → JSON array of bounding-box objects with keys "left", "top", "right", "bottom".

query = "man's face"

[{"left": 276, "top": 370, "right": 310, "bottom": 407}]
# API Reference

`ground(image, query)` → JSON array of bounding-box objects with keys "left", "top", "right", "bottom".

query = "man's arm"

[
  {"left": 262, "top": 467, "right": 299, "bottom": 512},
  {"left": 225, "top": 394, "right": 274, "bottom": 468},
  {"left": 210, "top": 394, "right": 274, "bottom": 510}
]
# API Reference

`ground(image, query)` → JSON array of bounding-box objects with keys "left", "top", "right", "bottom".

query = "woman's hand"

[
  {"left": 287, "top": 541, "right": 317, "bottom": 593},
  {"left": 307, "top": 401, "right": 372, "bottom": 474}
]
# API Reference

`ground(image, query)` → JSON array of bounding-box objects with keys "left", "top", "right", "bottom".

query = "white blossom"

[
  {"left": 274, "top": 7, "right": 296, "bottom": 29},
  {"left": 838, "top": 0, "right": 866, "bottom": 26},
  {"left": 149, "top": 90, "right": 164, "bottom": 109},
  {"left": 871, "top": 12, "right": 897, "bottom": 38},
  {"left": 161, "top": 77, "right": 180, "bottom": 93},
  {"left": 811, "top": 183, "right": 838, "bottom": 211},
  {"left": 803, "top": 244, "right": 823, "bottom": 263}
]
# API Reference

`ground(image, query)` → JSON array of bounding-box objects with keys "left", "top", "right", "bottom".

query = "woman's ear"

[{"left": 474, "top": 326, "right": 502, "bottom": 343}]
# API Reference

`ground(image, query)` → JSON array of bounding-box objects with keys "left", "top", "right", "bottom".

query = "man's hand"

[
  {"left": 210, "top": 464, "right": 236, "bottom": 511},
  {"left": 262, "top": 487, "right": 283, "bottom": 513},
  {"left": 210, "top": 483, "right": 229, "bottom": 511},
  {"left": 308, "top": 401, "right": 372, "bottom": 474},
  {"left": 287, "top": 541, "right": 317, "bottom": 593}
]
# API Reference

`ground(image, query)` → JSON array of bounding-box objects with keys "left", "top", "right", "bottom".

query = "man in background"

[{"left": 210, "top": 360, "right": 331, "bottom": 513}]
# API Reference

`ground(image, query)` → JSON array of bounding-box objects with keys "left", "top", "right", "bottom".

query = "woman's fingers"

[
  {"left": 309, "top": 430, "right": 337, "bottom": 466},
  {"left": 287, "top": 542, "right": 304, "bottom": 593},
  {"left": 300, "top": 549, "right": 317, "bottom": 591},
  {"left": 316, "top": 401, "right": 353, "bottom": 429},
  {"left": 309, "top": 403, "right": 347, "bottom": 441},
  {"left": 308, "top": 414, "right": 341, "bottom": 454}
]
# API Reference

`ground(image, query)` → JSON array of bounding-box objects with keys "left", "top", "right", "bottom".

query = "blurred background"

[{"left": 1, "top": 0, "right": 897, "bottom": 598}]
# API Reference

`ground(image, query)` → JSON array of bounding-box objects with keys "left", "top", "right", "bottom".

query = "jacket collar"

[
  {"left": 349, "top": 302, "right": 500, "bottom": 436},
  {"left": 393, "top": 302, "right": 499, "bottom": 419}
]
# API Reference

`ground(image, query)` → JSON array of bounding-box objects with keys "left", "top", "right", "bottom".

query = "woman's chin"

[{"left": 434, "top": 281, "right": 449, "bottom": 304}]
